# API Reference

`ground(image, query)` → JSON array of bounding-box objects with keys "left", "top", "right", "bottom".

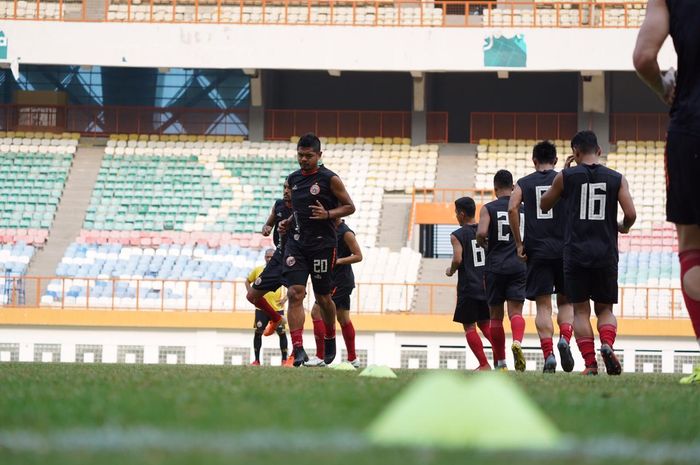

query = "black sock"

[
  {"left": 279, "top": 332, "right": 288, "bottom": 359},
  {"left": 254, "top": 332, "right": 262, "bottom": 362}
]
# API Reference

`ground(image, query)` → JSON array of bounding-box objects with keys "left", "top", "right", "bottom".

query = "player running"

[
  {"left": 541, "top": 130, "right": 636, "bottom": 376},
  {"left": 245, "top": 248, "right": 289, "bottom": 366},
  {"left": 281, "top": 133, "right": 356, "bottom": 367},
  {"left": 508, "top": 141, "right": 575, "bottom": 373},
  {"left": 634, "top": 0, "right": 700, "bottom": 384},
  {"left": 307, "top": 218, "right": 363, "bottom": 368},
  {"left": 246, "top": 181, "right": 293, "bottom": 339},
  {"left": 446, "top": 197, "right": 492, "bottom": 371},
  {"left": 477, "top": 170, "right": 528, "bottom": 371}
]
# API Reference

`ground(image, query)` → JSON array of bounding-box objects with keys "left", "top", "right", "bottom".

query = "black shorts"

[
  {"left": 563, "top": 262, "right": 618, "bottom": 304},
  {"left": 453, "top": 297, "right": 490, "bottom": 325},
  {"left": 484, "top": 271, "right": 525, "bottom": 306},
  {"left": 252, "top": 249, "right": 286, "bottom": 292},
  {"left": 283, "top": 241, "right": 336, "bottom": 295},
  {"left": 254, "top": 309, "right": 286, "bottom": 334},
  {"left": 666, "top": 131, "right": 700, "bottom": 226},
  {"left": 526, "top": 258, "right": 566, "bottom": 301},
  {"left": 332, "top": 287, "right": 353, "bottom": 310}
]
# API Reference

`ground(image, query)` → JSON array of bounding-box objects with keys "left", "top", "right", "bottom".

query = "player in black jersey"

[
  {"left": 246, "top": 180, "right": 293, "bottom": 342},
  {"left": 280, "top": 133, "right": 356, "bottom": 367},
  {"left": 476, "top": 170, "right": 527, "bottom": 371},
  {"left": 307, "top": 219, "right": 363, "bottom": 368},
  {"left": 541, "top": 131, "right": 636, "bottom": 376},
  {"left": 508, "top": 141, "right": 575, "bottom": 373},
  {"left": 634, "top": 0, "right": 700, "bottom": 383},
  {"left": 446, "top": 197, "right": 492, "bottom": 371}
]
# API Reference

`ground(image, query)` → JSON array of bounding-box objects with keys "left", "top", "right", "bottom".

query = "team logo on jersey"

[
  {"left": 254, "top": 277, "right": 262, "bottom": 286},
  {"left": 276, "top": 212, "right": 282, "bottom": 217},
  {"left": 310, "top": 183, "right": 320, "bottom": 195},
  {"left": 293, "top": 234, "right": 300, "bottom": 241},
  {"left": 256, "top": 321, "right": 263, "bottom": 328},
  {"left": 286, "top": 256, "right": 296, "bottom": 267},
  {"left": 292, "top": 185, "right": 298, "bottom": 190}
]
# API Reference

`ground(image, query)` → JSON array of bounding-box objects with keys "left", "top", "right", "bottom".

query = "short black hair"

[
  {"left": 571, "top": 130, "right": 599, "bottom": 155},
  {"left": 532, "top": 140, "right": 557, "bottom": 164},
  {"left": 493, "top": 169, "right": 513, "bottom": 190},
  {"left": 297, "top": 133, "right": 321, "bottom": 152},
  {"left": 454, "top": 197, "right": 476, "bottom": 218}
]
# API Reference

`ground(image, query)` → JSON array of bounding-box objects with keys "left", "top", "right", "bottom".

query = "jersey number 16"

[{"left": 579, "top": 183, "right": 606, "bottom": 221}]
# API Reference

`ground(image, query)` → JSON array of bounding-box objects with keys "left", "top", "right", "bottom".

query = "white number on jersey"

[
  {"left": 579, "top": 183, "right": 607, "bottom": 221},
  {"left": 496, "top": 211, "right": 525, "bottom": 242},
  {"left": 535, "top": 185, "right": 553, "bottom": 219},
  {"left": 471, "top": 239, "right": 486, "bottom": 267},
  {"left": 313, "top": 259, "right": 328, "bottom": 273}
]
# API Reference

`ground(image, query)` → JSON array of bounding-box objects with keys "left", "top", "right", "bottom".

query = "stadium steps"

[
  {"left": 413, "top": 257, "right": 452, "bottom": 314},
  {"left": 375, "top": 194, "right": 412, "bottom": 251},
  {"left": 25, "top": 146, "right": 105, "bottom": 304},
  {"left": 435, "top": 143, "right": 477, "bottom": 189}
]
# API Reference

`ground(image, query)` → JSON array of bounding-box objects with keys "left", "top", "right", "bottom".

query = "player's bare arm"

[
  {"left": 336, "top": 231, "right": 362, "bottom": 266},
  {"left": 617, "top": 176, "right": 637, "bottom": 234},
  {"left": 261, "top": 205, "right": 276, "bottom": 236},
  {"left": 540, "top": 172, "right": 564, "bottom": 213},
  {"left": 446, "top": 234, "right": 463, "bottom": 277},
  {"left": 508, "top": 184, "right": 526, "bottom": 262},
  {"left": 309, "top": 176, "right": 356, "bottom": 220},
  {"left": 633, "top": 0, "right": 675, "bottom": 105},
  {"left": 476, "top": 205, "right": 490, "bottom": 248}
]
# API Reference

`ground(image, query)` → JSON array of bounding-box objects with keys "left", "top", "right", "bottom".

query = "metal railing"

[
  {"left": 470, "top": 112, "right": 579, "bottom": 143},
  {"left": 610, "top": 112, "right": 669, "bottom": 143},
  {"left": 0, "top": 1, "right": 648, "bottom": 28},
  {"left": 0, "top": 275, "right": 687, "bottom": 319}
]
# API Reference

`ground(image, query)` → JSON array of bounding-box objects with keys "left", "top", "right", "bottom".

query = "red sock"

[
  {"left": 341, "top": 321, "right": 356, "bottom": 361},
  {"left": 291, "top": 328, "right": 304, "bottom": 349},
  {"left": 466, "top": 327, "right": 488, "bottom": 367},
  {"left": 254, "top": 297, "right": 281, "bottom": 322},
  {"left": 540, "top": 337, "right": 553, "bottom": 360},
  {"left": 576, "top": 336, "right": 596, "bottom": 367},
  {"left": 312, "top": 319, "right": 325, "bottom": 359},
  {"left": 325, "top": 321, "right": 336, "bottom": 339},
  {"left": 598, "top": 324, "right": 617, "bottom": 348},
  {"left": 559, "top": 323, "right": 573, "bottom": 343},
  {"left": 510, "top": 314, "right": 525, "bottom": 343},
  {"left": 477, "top": 320, "right": 492, "bottom": 344},
  {"left": 680, "top": 250, "right": 700, "bottom": 340},
  {"left": 490, "top": 319, "right": 506, "bottom": 363}
]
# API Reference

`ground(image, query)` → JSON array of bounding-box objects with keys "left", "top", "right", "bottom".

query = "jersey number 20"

[
  {"left": 497, "top": 211, "right": 524, "bottom": 241},
  {"left": 313, "top": 259, "right": 328, "bottom": 273},
  {"left": 579, "top": 183, "right": 606, "bottom": 221}
]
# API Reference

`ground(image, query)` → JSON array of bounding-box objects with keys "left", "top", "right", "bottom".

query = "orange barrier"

[
  {"left": 610, "top": 112, "right": 669, "bottom": 143},
  {"left": 470, "top": 112, "right": 578, "bottom": 143},
  {"left": 264, "top": 109, "right": 449, "bottom": 143},
  {"left": 0, "top": 1, "right": 648, "bottom": 28},
  {"left": 408, "top": 187, "right": 492, "bottom": 239},
  {"left": 0, "top": 104, "right": 249, "bottom": 136},
  {"left": 0, "top": 276, "right": 687, "bottom": 319}
]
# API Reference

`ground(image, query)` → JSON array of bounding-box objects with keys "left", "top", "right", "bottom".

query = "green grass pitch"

[{"left": 0, "top": 364, "right": 698, "bottom": 465}]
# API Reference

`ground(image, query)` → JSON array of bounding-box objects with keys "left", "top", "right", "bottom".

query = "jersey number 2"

[
  {"left": 471, "top": 240, "right": 485, "bottom": 267},
  {"left": 579, "top": 183, "right": 606, "bottom": 220},
  {"left": 497, "top": 211, "right": 525, "bottom": 241}
]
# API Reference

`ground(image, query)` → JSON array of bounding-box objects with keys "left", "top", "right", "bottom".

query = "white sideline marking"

[{"left": 0, "top": 428, "right": 699, "bottom": 463}]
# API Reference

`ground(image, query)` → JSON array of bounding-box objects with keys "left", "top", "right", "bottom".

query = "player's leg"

[
  {"left": 315, "top": 293, "right": 338, "bottom": 364},
  {"left": 456, "top": 298, "right": 490, "bottom": 370},
  {"left": 309, "top": 247, "right": 338, "bottom": 365},
  {"left": 286, "top": 284, "right": 308, "bottom": 366},
  {"left": 506, "top": 272, "right": 527, "bottom": 372},
  {"left": 275, "top": 315, "right": 289, "bottom": 362},
  {"left": 486, "top": 272, "right": 507, "bottom": 369},
  {"left": 591, "top": 263, "right": 621, "bottom": 375},
  {"left": 678, "top": 224, "right": 700, "bottom": 345},
  {"left": 527, "top": 260, "right": 555, "bottom": 370},
  {"left": 308, "top": 302, "right": 326, "bottom": 364},
  {"left": 248, "top": 254, "right": 286, "bottom": 336},
  {"left": 564, "top": 264, "right": 598, "bottom": 374},
  {"left": 335, "top": 294, "right": 358, "bottom": 367},
  {"left": 251, "top": 309, "right": 268, "bottom": 365},
  {"left": 555, "top": 293, "right": 575, "bottom": 372}
]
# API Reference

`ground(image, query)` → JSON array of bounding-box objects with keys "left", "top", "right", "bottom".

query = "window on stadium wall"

[
  {"left": 419, "top": 224, "right": 455, "bottom": 259},
  {"left": 0, "top": 66, "right": 250, "bottom": 135}
]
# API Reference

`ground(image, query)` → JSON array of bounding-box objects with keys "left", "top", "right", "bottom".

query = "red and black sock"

[
  {"left": 466, "top": 326, "right": 488, "bottom": 367},
  {"left": 540, "top": 337, "right": 553, "bottom": 360},
  {"left": 254, "top": 297, "right": 281, "bottom": 323},
  {"left": 559, "top": 323, "right": 573, "bottom": 343},
  {"left": 490, "top": 319, "right": 506, "bottom": 363},
  {"left": 510, "top": 314, "right": 525, "bottom": 343},
  {"left": 291, "top": 328, "right": 304, "bottom": 349},
  {"left": 598, "top": 324, "right": 617, "bottom": 348},
  {"left": 680, "top": 250, "right": 700, "bottom": 341},
  {"left": 312, "top": 319, "right": 325, "bottom": 359},
  {"left": 341, "top": 321, "right": 356, "bottom": 361},
  {"left": 477, "top": 320, "right": 492, "bottom": 344},
  {"left": 576, "top": 336, "right": 596, "bottom": 367}
]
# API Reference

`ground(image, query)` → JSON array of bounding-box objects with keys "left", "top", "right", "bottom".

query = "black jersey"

[
  {"left": 332, "top": 221, "right": 355, "bottom": 291},
  {"left": 484, "top": 196, "right": 526, "bottom": 275},
  {"left": 272, "top": 199, "right": 293, "bottom": 250},
  {"left": 560, "top": 164, "right": 622, "bottom": 268},
  {"left": 451, "top": 223, "right": 486, "bottom": 300},
  {"left": 517, "top": 170, "right": 564, "bottom": 260},
  {"left": 667, "top": 0, "right": 700, "bottom": 136},
  {"left": 287, "top": 166, "right": 339, "bottom": 250}
]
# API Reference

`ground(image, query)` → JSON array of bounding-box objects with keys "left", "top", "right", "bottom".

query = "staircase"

[
  {"left": 376, "top": 194, "right": 412, "bottom": 251},
  {"left": 435, "top": 143, "right": 478, "bottom": 189}
]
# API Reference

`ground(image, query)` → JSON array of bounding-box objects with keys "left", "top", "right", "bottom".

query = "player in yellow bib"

[{"left": 246, "top": 248, "right": 291, "bottom": 366}]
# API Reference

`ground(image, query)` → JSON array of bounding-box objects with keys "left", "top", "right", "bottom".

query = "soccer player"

[
  {"left": 245, "top": 248, "right": 289, "bottom": 365},
  {"left": 508, "top": 141, "right": 575, "bottom": 373},
  {"left": 634, "top": 0, "right": 700, "bottom": 384},
  {"left": 446, "top": 197, "right": 492, "bottom": 371},
  {"left": 246, "top": 181, "right": 293, "bottom": 339},
  {"left": 281, "top": 133, "right": 356, "bottom": 367},
  {"left": 541, "top": 130, "right": 636, "bottom": 376},
  {"left": 307, "top": 218, "right": 363, "bottom": 368},
  {"left": 476, "top": 170, "right": 527, "bottom": 371}
]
